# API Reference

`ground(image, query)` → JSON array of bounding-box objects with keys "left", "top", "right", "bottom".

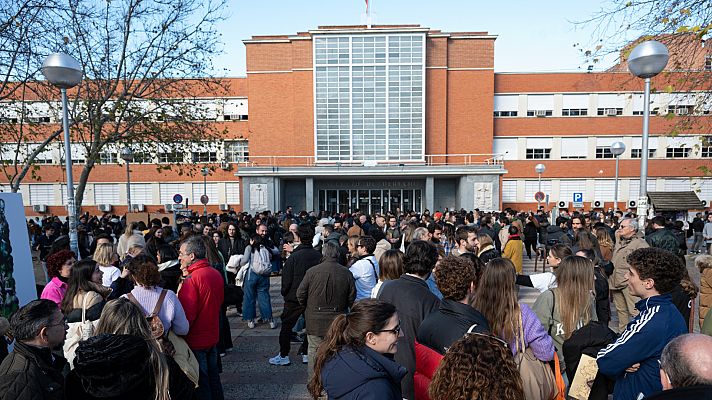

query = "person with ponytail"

[{"left": 308, "top": 299, "right": 407, "bottom": 400}]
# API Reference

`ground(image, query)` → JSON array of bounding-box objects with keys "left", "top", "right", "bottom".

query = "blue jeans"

[
  {"left": 193, "top": 346, "right": 224, "bottom": 400},
  {"left": 242, "top": 270, "right": 273, "bottom": 321}
]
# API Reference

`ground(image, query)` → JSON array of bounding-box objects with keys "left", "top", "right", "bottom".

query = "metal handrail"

[{"left": 232, "top": 153, "right": 505, "bottom": 167}]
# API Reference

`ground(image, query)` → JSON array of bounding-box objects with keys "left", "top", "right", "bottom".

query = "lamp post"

[
  {"left": 610, "top": 141, "right": 626, "bottom": 212},
  {"left": 121, "top": 147, "right": 134, "bottom": 213},
  {"left": 42, "top": 53, "right": 83, "bottom": 257},
  {"left": 628, "top": 40, "right": 669, "bottom": 235},
  {"left": 535, "top": 163, "right": 546, "bottom": 210},
  {"left": 201, "top": 167, "right": 209, "bottom": 218}
]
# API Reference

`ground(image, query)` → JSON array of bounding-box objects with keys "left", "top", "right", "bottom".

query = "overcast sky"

[{"left": 211, "top": 0, "right": 634, "bottom": 77}]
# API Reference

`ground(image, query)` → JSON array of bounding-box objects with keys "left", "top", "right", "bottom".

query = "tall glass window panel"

[{"left": 314, "top": 33, "right": 425, "bottom": 162}]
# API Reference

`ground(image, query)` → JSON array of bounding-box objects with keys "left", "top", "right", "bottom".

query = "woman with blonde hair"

[
  {"left": 64, "top": 297, "right": 196, "bottom": 399},
  {"left": 93, "top": 243, "right": 120, "bottom": 288},
  {"left": 117, "top": 221, "right": 146, "bottom": 261},
  {"left": 429, "top": 333, "right": 524, "bottom": 400},
  {"left": 475, "top": 233, "right": 499, "bottom": 265},
  {"left": 371, "top": 249, "right": 405, "bottom": 298},
  {"left": 532, "top": 255, "right": 596, "bottom": 371},
  {"left": 471, "top": 258, "right": 554, "bottom": 362},
  {"left": 594, "top": 227, "right": 614, "bottom": 263}
]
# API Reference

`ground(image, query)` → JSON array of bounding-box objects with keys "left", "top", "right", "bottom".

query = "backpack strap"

[
  {"left": 548, "top": 289, "right": 556, "bottom": 336},
  {"left": 125, "top": 292, "right": 146, "bottom": 315},
  {"left": 152, "top": 289, "right": 168, "bottom": 317},
  {"left": 365, "top": 257, "right": 378, "bottom": 279}
]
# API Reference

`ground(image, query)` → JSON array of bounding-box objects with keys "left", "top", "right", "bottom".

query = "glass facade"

[
  {"left": 318, "top": 188, "right": 422, "bottom": 214},
  {"left": 314, "top": 33, "right": 425, "bottom": 162}
]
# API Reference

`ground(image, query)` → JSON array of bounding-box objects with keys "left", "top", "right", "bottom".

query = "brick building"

[{"left": 4, "top": 24, "right": 712, "bottom": 216}]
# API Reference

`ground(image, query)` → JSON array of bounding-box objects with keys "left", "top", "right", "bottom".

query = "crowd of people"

[{"left": 1, "top": 206, "right": 712, "bottom": 399}]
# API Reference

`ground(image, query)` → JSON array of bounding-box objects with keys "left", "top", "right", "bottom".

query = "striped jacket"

[{"left": 597, "top": 293, "right": 687, "bottom": 400}]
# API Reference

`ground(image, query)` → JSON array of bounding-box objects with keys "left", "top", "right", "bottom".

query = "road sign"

[
  {"left": 573, "top": 192, "right": 583, "bottom": 202},
  {"left": 173, "top": 193, "right": 183, "bottom": 204},
  {"left": 534, "top": 191, "right": 546, "bottom": 202},
  {"left": 200, "top": 194, "right": 209, "bottom": 205}
]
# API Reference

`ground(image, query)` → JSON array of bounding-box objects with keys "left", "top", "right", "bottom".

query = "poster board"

[{"left": 0, "top": 193, "right": 37, "bottom": 317}]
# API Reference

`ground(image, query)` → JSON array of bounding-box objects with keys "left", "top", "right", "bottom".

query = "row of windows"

[
  {"left": 0, "top": 140, "right": 248, "bottom": 165},
  {"left": 501, "top": 178, "right": 712, "bottom": 203},
  {"left": 494, "top": 92, "right": 712, "bottom": 118},
  {"left": 25, "top": 182, "right": 241, "bottom": 206}
]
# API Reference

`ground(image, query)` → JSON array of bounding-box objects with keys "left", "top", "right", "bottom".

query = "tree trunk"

[{"left": 74, "top": 159, "right": 95, "bottom": 212}]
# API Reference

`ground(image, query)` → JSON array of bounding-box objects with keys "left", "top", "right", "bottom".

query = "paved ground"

[{"left": 220, "top": 249, "right": 703, "bottom": 399}]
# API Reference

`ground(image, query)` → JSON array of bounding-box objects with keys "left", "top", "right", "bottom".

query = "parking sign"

[{"left": 573, "top": 192, "right": 583, "bottom": 203}]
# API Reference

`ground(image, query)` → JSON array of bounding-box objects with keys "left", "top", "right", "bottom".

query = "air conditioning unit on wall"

[
  {"left": 164, "top": 203, "right": 174, "bottom": 212},
  {"left": 98, "top": 204, "right": 112, "bottom": 212},
  {"left": 628, "top": 200, "right": 637, "bottom": 208},
  {"left": 219, "top": 204, "right": 230, "bottom": 211},
  {"left": 33, "top": 204, "right": 47, "bottom": 213},
  {"left": 132, "top": 204, "right": 145, "bottom": 212},
  {"left": 535, "top": 110, "right": 547, "bottom": 117},
  {"left": 592, "top": 200, "right": 604, "bottom": 209},
  {"left": 605, "top": 108, "right": 618, "bottom": 116},
  {"left": 557, "top": 201, "right": 568, "bottom": 208}
]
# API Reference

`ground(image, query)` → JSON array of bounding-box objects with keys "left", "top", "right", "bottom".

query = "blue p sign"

[{"left": 573, "top": 192, "right": 583, "bottom": 202}]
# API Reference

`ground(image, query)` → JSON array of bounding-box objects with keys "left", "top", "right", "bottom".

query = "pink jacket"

[{"left": 40, "top": 277, "right": 67, "bottom": 307}]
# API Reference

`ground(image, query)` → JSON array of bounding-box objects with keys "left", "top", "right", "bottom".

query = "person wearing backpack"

[{"left": 239, "top": 233, "right": 276, "bottom": 329}]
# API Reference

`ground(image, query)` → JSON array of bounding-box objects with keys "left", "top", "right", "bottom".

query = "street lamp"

[
  {"left": 610, "top": 141, "right": 626, "bottom": 212},
  {"left": 628, "top": 40, "right": 669, "bottom": 235},
  {"left": 201, "top": 167, "right": 209, "bottom": 218},
  {"left": 535, "top": 163, "right": 546, "bottom": 210},
  {"left": 42, "top": 53, "right": 83, "bottom": 257},
  {"left": 121, "top": 147, "right": 134, "bottom": 213}
]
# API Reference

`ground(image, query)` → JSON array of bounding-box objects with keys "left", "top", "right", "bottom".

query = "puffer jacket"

[
  {"left": 321, "top": 345, "right": 407, "bottom": 400},
  {"left": 700, "top": 265, "right": 712, "bottom": 327},
  {"left": 0, "top": 342, "right": 67, "bottom": 400},
  {"left": 645, "top": 228, "right": 682, "bottom": 256},
  {"left": 609, "top": 234, "right": 649, "bottom": 290}
]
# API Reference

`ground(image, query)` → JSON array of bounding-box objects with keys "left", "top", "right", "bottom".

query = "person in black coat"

[
  {"left": 217, "top": 222, "right": 247, "bottom": 283},
  {"left": 269, "top": 223, "right": 322, "bottom": 366},
  {"left": 378, "top": 240, "right": 440, "bottom": 400},
  {"left": 308, "top": 299, "right": 407, "bottom": 400},
  {"left": 417, "top": 255, "right": 490, "bottom": 354}
]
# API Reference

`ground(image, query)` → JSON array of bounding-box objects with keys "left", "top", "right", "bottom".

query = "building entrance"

[{"left": 317, "top": 189, "right": 422, "bottom": 214}]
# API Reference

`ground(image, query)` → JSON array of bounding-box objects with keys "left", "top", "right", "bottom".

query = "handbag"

[
  {"left": 167, "top": 330, "right": 199, "bottom": 387},
  {"left": 63, "top": 291, "right": 100, "bottom": 369},
  {"left": 515, "top": 312, "right": 559, "bottom": 400},
  {"left": 235, "top": 263, "right": 249, "bottom": 287}
]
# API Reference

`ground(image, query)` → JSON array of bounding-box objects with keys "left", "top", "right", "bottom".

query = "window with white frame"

[
  {"left": 701, "top": 136, "right": 712, "bottom": 158},
  {"left": 99, "top": 145, "right": 119, "bottom": 164},
  {"left": 502, "top": 180, "right": 517, "bottom": 203},
  {"left": 632, "top": 93, "right": 662, "bottom": 115},
  {"left": 0, "top": 102, "right": 21, "bottom": 123},
  {"left": 666, "top": 136, "right": 695, "bottom": 158},
  {"left": 223, "top": 99, "right": 248, "bottom": 121},
  {"left": 593, "top": 180, "right": 616, "bottom": 201},
  {"left": 60, "top": 143, "right": 86, "bottom": 164},
  {"left": 595, "top": 137, "right": 623, "bottom": 159},
  {"left": 494, "top": 95, "right": 518, "bottom": 117},
  {"left": 697, "top": 179, "right": 712, "bottom": 200},
  {"left": 0, "top": 144, "right": 16, "bottom": 164},
  {"left": 493, "top": 138, "right": 518, "bottom": 160},
  {"left": 629, "top": 179, "right": 656, "bottom": 199},
  {"left": 29, "top": 185, "right": 54, "bottom": 205},
  {"left": 525, "top": 137, "right": 552, "bottom": 159},
  {"left": 560, "top": 137, "right": 588, "bottom": 159},
  {"left": 559, "top": 180, "right": 587, "bottom": 202},
  {"left": 526, "top": 95, "right": 554, "bottom": 116},
  {"left": 192, "top": 183, "right": 218, "bottom": 204},
  {"left": 666, "top": 93, "right": 695, "bottom": 115},
  {"left": 191, "top": 142, "right": 219, "bottom": 163},
  {"left": 130, "top": 183, "right": 153, "bottom": 205},
  {"left": 524, "top": 180, "right": 552, "bottom": 199},
  {"left": 224, "top": 140, "right": 249, "bottom": 162},
  {"left": 27, "top": 143, "right": 54, "bottom": 164},
  {"left": 24, "top": 102, "right": 53, "bottom": 123},
  {"left": 664, "top": 179, "right": 692, "bottom": 192},
  {"left": 314, "top": 33, "right": 424, "bottom": 162},
  {"left": 561, "top": 94, "right": 589, "bottom": 116},
  {"left": 597, "top": 94, "right": 625, "bottom": 115},
  {"left": 157, "top": 144, "right": 184, "bottom": 164},
  {"left": 631, "top": 137, "right": 658, "bottom": 158},
  {"left": 159, "top": 183, "right": 185, "bottom": 204},
  {"left": 185, "top": 99, "right": 220, "bottom": 121},
  {"left": 93, "top": 184, "right": 119, "bottom": 204},
  {"left": 225, "top": 182, "right": 241, "bottom": 204}
]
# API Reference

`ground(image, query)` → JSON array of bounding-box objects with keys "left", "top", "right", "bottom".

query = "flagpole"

[{"left": 366, "top": 0, "right": 371, "bottom": 28}]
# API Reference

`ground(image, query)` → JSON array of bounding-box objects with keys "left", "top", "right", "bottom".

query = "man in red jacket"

[{"left": 178, "top": 235, "right": 225, "bottom": 400}]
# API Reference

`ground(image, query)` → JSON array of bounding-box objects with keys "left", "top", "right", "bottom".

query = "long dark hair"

[
  {"left": 250, "top": 234, "right": 264, "bottom": 254},
  {"left": 61, "top": 259, "right": 99, "bottom": 314},
  {"left": 308, "top": 299, "right": 397, "bottom": 399}
]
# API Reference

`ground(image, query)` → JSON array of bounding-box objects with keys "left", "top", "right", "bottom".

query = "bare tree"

[{"left": 0, "top": 0, "right": 229, "bottom": 209}]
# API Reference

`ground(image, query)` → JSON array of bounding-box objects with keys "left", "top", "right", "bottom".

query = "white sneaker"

[
  {"left": 247, "top": 320, "right": 255, "bottom": 329},
  {"left": 302, "top": 354, "right": 308, "bottom": 364},
  {"left": 268, "top": 354, "right": 291, "bottom": 366},
  {"left": 269, "top": 319, "right": 277, "bottom": 329}
]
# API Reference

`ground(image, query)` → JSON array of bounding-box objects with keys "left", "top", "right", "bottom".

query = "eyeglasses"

[
  {"left": 46, "top": 317, "right": 68, "bottom": 328},
  {"left": 466, "top": 331, "right": 509, "bottom": 349},
  {"left": 618, "top": 224, "right": 630, "bottom": 230},
  {"left": 374, "top": 323, "right": 401, "bottom": 336}
]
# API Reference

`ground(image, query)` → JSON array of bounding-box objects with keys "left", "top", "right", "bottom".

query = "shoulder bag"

[
  {"left": 514, "top": 312, "right": 559, "bottom": 400},
  {"left": 63, "top": 291, "right": 100, "bottom": 369}
]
